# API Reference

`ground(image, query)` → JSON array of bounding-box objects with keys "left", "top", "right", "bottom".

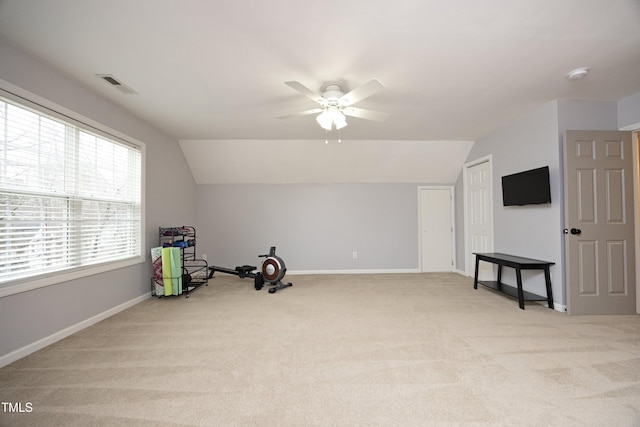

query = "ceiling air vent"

[{"left": 96, "top": 74, "right": 138, "bottom": 94}]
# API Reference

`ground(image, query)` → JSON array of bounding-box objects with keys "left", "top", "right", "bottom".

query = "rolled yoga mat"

[
  {"left": 161, "top": 247, "right": 183, "bottom": 296},
  {"left": 150, "top": 247, "right": 164, "bottom": 296}
]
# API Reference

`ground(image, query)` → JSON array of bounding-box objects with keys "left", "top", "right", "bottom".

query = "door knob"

[{"left": 570, "top": 228, "right": 582, "bottom": 235}]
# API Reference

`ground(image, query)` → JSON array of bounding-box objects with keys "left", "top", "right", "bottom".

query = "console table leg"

[
  {"left": 473, "top": 255, "right": 480, "bottom": 289},
  {"left": 544, "top": 267, "right": 554, "bottom": 309},
  {"left": 516, "top": 268, "right": 525, "bottom": 310}
]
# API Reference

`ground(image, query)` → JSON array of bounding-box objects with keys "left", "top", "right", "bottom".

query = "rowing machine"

[
  {"left": 208, "top": 264, "right": 263, "bottom": 290},
  {"left": 208, "top": 246, "right": 292, "bottom": 293},
  {"left": 259, "top": 246, "right": 293, "bottom": 293}
]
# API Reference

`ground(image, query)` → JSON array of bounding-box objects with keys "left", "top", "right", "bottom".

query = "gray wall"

[
  {"left": 463, "top": 101, "right": 564, "bottom": 303},
  {"left": 0, "top": 38, "right": 196, "bottom": 362},
  {"left": 456, "top": 99, "right": 624, "bottom": 309},
  {"left": 558, "top": 99, "right": 619, "bottom": 132},
  {"left": 618, "top": 91, "right": 640, "bottom": 130},
  {"left": 195, "top": 184, "right": 429, "bottom": 272}
]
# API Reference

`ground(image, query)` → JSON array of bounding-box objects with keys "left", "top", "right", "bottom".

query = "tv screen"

[{"left": 501, "top": 166, "right": 551, "bottom": 206}]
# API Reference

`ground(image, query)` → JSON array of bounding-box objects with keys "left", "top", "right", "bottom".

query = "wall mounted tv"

[{"left": 501, "top": 166, "right": 551, "bottom": 206}]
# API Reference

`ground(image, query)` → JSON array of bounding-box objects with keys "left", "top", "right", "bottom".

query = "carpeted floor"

[{"left": 1, "top": 273, "right": 639, "bottom": 426}]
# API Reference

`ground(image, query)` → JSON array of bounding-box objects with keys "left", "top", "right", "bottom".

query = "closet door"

[
  {"left": 465, "top": 158, "right": 493, "bottom": 279},
  {"left": 419, "top": 187, "right": 453, "bottom": 272}
]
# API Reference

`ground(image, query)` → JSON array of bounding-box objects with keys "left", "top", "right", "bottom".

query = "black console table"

[{"left": 473, "top": 253, "right": 554, "bottom": 310}]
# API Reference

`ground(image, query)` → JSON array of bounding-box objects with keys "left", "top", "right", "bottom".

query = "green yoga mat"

[{"left": 161, "top": 247, "right": 182, "bottom": 296}]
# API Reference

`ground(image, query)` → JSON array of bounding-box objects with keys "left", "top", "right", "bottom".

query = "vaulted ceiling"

[{"left": 1, "top": 1, "right": 639, "bottom": 183}]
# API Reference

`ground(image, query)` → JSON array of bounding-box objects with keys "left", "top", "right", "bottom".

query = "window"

[{"left": 0, "top": 92, "right": 143, "bottom": 294}]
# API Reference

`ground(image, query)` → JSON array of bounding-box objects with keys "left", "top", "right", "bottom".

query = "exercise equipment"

[
  {"left": 259, "top": 246, "right": 293, "bottom": 293},
  {"left": 208, "top": 246, "right": 292, "bottom": 293},
  {"left": 208, "top": 264, "right": 263, "bottom": 289}
]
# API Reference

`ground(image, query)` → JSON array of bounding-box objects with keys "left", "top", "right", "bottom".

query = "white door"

[
  {"left": 419, "top": 187, "right": 453, "bottom": 272},
  {"left": 465, "top": 158, "right": 494, "bottom": 279},
  {"left": 564, "top": 130, "right": 636, "bottom": 315}
]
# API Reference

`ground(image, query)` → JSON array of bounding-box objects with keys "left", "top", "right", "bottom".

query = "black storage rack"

[{"left": 156, "top": 226, "right": 208, "bottom": 298}]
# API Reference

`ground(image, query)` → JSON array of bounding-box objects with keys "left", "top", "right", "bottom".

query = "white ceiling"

[
  {"left": 1, "top": 1, "right": 640, "bottom": 184},
  {"left": 0, "top": 0, "right": 639, "bottom": 144}
]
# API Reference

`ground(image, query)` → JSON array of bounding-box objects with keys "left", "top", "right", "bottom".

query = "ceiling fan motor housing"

[{"left": 322, "top": 84, "right": 344, "bottom": 106}]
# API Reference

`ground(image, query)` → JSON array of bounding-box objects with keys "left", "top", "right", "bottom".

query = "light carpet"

[{"left": 1, "top": 273, "right": 639, "bottom": 426}]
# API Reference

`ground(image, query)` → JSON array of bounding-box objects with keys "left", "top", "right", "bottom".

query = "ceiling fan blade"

[
  {"left": 284, "top": 81, "right": 324, "bottom": 104},
  {"left": 339, "top": 78, "right": 385, "bottom": 106},
  {"left": 342, "top": 106, "right": 389, "bottom": 122},
  {"left": 277, "top": 108, "right": 323, "bottom": 119}
]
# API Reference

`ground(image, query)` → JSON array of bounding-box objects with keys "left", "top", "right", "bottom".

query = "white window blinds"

[{"left": 0, "top": 94, "right": 142, "bottom": 287}]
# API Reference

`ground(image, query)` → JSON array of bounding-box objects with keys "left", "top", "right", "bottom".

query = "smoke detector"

[{"left": 566, "top": 67, "right": 589, "bottom": 81}]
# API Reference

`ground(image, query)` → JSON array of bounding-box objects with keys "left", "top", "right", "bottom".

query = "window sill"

[{"left": 0, "top": 256, "right": 145, "bottom": 298}]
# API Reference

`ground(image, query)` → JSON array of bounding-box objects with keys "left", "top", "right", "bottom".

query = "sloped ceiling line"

[{"left": 179, "top": 139, "right": 475, "bottom": 184}]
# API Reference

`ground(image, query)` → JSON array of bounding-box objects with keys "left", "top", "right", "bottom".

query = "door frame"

[
  {"left": 463, "top": 155, "right": 494, "bottom": 276},
  {"left": 621, "top": 123, "right": 639, "bottom": 314},
  {"left": 633, "top": 130, "right": 640, "bottom": 314},
  {"left": 417, "top": 185, "right": 455, "bottom": 272}
]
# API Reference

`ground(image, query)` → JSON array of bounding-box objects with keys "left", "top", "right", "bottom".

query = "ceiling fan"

[{"left": 277, "top": 79, "right": 389, "bottom": 131}]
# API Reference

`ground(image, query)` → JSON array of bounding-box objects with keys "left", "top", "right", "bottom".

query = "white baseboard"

[
  {"left": 287, "top": 269, "right": 470, "bottom": 275},
  {"left": 0, "top": 293, "right": 151, "bottom": 368},
  {"left": 554, "top": 302, "right": 567, "bottom": 313},
  {"left": 287, "top": 268, "right": 421, "bottom": 275}
]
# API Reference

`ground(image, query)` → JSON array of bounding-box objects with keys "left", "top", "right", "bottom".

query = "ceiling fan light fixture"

[
  {"left": 316, "top": 110, "right": 333, "bottom": 130},
  {"left": 333, "top": 109, "right": 348, "bottom": 130},
  {"left": 316, "top": 107, "right": 348, "bottom": 131},
  {"left": 282, "top": 79, "right": 387, "bottom": 134}
]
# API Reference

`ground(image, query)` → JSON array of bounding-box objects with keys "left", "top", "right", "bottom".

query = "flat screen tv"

[{"left": 501, "top": 166, "right": 551, "bottom": 206}]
